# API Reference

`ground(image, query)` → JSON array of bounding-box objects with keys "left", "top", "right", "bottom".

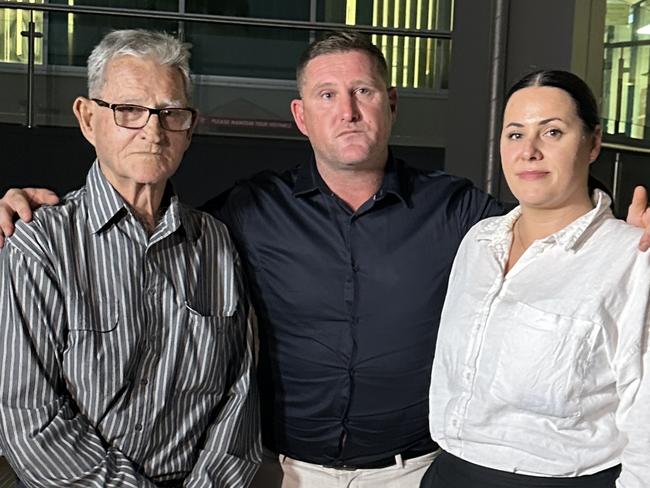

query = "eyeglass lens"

[{"left": 114, "top": 105, "right": 194, "bottom": 131}]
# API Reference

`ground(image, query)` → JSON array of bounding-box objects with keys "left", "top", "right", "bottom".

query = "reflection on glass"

[
  {"left": 47, "top": 9, "right": 179, "bottom": 67},
  {"left": 0, "top": 0, "right": 44, "bottom": 64},
  {"left": 185, "top": 0, "right": 310, "bottom": 79},
  {"left": 603, "top": 0, "right": 650, "bottom": 142}
]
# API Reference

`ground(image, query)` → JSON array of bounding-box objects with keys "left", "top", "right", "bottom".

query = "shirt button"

[
  {"left": 464, "top": 372, "right": 472, "bottom": 380},
  {"left": 140, "top": 379, "right": 149, "bottom": 386},
  {"left": 147, "top": 287, "right": 156, "bottom": 296},
  {"left": 452, "top": 420, "right": 459, "bottom": 427},
  {"left": 135, "top": 423, "right": 143, "bottom": 432},
  {"left": 352, "top": 264, "right": 360, "bottom": 272}
]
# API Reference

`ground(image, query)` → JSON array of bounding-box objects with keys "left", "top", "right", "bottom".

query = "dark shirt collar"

[
  {"left": 292, "top": 151, "right": 409, "bottom": 206},
  {"left": 85, "top": 160, "right": 198, "bottom": 240}
]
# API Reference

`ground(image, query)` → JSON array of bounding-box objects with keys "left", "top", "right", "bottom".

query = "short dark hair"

[
  {"left": 296, "top": 31, "right": 389, "bottom": 94},
  {"left": 505, "top": 70, "right": 600, "bottom": 133}
]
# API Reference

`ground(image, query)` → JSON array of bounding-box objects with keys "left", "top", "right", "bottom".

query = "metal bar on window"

[{"left": 0, "top": 1, "right": 452, "bottom": 39}]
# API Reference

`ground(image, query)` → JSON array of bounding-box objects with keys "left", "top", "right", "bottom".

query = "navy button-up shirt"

[{"left": 203, "top": 154, "right": 503, "bottom": 466}]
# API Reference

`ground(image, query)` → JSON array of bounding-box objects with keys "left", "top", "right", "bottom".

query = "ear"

[
  {"left": 589, "top": 125, "right": 602, "bottom": 164},
  {"left": 73, "top": 97, "right": 97, "bottom": 147},
  {"left": 387, "top": 87, "right": 398, "bottom": 121},
  {"left": 290, "top": 98, "right": 309, "bottom": 137}
]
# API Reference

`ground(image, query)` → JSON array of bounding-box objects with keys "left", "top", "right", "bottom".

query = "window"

[
  {"left": 2, "top": 0, "right": 452, "bottom": 89},
  {"left": 603, "top": 0, "right": 650, "bottom": 142},
  {"left": 320, "top": 0, "right": 453, "bottom": 90},
  {"left": 0, "top": 0, "right": 44, "bottom": 64}
]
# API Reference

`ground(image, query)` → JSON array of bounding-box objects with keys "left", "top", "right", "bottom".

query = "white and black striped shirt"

[{"left": 0, "top": 162, "right": 261, "bottom": 487}]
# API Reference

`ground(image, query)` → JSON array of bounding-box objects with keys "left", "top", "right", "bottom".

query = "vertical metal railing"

[{"left": 20, "top": 10, "right": 42, "bottom": 128}]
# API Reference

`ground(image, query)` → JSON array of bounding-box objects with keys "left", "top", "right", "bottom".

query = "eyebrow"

[
  {"left": 504, "top": 117, "right": 564, "bottom": 129},
  {"left": 117, "top": 98, "right": 186, "bottom": 107},
  {"left": 310, "top": 78, "right": 380, "bottom": 92}
]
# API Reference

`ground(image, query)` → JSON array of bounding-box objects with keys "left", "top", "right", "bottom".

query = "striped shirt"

[{"left": 0, "top": 162, "right": 261, "bottom": 487}]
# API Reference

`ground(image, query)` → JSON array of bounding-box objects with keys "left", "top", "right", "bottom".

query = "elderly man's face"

[{"left": 75, "top": 55, "right": 193, "bottom": 192}]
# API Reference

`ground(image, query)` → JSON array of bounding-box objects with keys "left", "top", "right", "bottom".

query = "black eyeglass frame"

[{"left": 92, "top": 98, "right": 197, "bottom": 132}]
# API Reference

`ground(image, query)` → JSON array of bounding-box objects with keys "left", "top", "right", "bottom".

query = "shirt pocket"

[
  {"left": 488, "top": 302, "right": 597, "bottom": 419},
  {"left": 181, "top": 302, "right": 237, "bottom": 395},
  {"left": 65, "top": 299, "right": 125, "bottom": 405}
]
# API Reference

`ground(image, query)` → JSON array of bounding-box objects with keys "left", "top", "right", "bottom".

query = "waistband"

[
  {"left": 321, "top": 444, "right": 439, "bottom": 470},
  {"left": 424, "top": 451, "right": 621, "bottom": 488}
]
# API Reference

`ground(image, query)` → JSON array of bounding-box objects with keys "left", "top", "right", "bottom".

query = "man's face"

[
  {"left": 75, "top": 55, "right": 193, "bottom": 192},
  {"left": 291, "top": 50, "right": 397, "bottom": 174}
]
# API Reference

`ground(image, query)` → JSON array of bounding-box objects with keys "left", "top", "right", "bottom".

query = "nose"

[
  {"left": 521, "top": 138, "right": 542, "bottom": 161},
  {"left": 339, "top": 93, "right": 360, "bottom": 123},
  {"left": 140, "top": 113, "right": 165, "bottom": 143}
]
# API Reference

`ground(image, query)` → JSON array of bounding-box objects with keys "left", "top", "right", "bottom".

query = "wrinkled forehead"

[{"left": 101, "top": 55, "right": 188, "bottom": 104}]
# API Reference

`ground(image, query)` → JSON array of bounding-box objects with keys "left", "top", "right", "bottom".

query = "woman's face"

[{"left": 500, "top": 86, "right": 601, "bottom": 211}]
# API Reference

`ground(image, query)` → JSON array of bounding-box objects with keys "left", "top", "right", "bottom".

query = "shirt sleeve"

[
  {"left": 614, "top": 253, "right": 650, "bottom": 488},
  {"left": 0, "top": 245, "right": 157, "bottom": 488},
  {"left": 451, "top": 180, "right": 506, "bottom": 238},
  {"left": 183, "top": 253, "right": 262, "bottom": 488}
]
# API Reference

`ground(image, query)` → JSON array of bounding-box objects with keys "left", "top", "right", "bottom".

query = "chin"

[
  {"left": 132, "top": 157, "right": 179, "bottom": 179},
  {"left": 512, "top": 189, "right": 554, "bottom": 209}
]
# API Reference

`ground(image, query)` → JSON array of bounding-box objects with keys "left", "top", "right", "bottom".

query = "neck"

[
  {"left": 517, "top": 198, "right": 594, "bottom": 246},
  {"left": 315, "top": 161, "right": 386, "bottom": 212},
  {"left": 114, "top": 181, "right": 166, "bottom": 236},
  {"left": 505, "top": 195, "right": 593, "bottom": 275}
]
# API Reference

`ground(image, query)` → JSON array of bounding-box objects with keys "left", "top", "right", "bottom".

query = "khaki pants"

[{"left": 252, "top": 450, "right": 438, "bottom": 488}]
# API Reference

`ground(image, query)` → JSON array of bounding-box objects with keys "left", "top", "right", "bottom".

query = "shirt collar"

[
  {"left": 476, "top": 189, "right": 613, "bottom": 251},
  {"left": 292, "top": 151, "right": 409, "bottom": 205},
  {"left": 86, "top": 160, "right": 128, "bottom": 234},
  {"left": 85, "top": 160, "right": 197, "bottom": 240}
]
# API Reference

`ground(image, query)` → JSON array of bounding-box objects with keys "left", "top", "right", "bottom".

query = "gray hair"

[
  {"left": 87, "top": 29, "right": 193, "bottom": 103},
  {"left": 296, "top": 31, "right": 389, "bottom": 94}
]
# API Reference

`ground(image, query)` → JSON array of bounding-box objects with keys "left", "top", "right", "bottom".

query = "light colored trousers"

[{"left": 251, "top": 449, "right": 438, "bottom": 488}]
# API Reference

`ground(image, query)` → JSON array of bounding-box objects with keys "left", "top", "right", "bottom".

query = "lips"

[{"left": 517, "top": 170, "right": 549, "bottom": 181}]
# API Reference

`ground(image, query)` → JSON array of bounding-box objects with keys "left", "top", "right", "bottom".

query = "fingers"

[
  {"left": 0, "top": 187, "right": 60, "bottom": 248},
  {"left": 0, "top": 197, "right": 17, "bottom": 246},
  {"left": 25, "top": 188, "right": 60, "bottom": 207},
  {"left": 4, "top": 188, "right": 36, "bottom": 224},
  {"left": 628, "top": 186, "right": 648, "bottom": 224},
  {"left": 639, "top": 206, "right": 650, "bottom": 252},
  {"left": 627, "top": 186, "right": 650, "bottom": 252}
]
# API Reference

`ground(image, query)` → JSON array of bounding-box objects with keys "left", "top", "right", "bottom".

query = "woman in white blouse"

[{"left": 423, "top": 70, "right": 650, "bottom": 488}]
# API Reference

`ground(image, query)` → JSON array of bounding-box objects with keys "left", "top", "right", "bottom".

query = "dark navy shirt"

[{"left": 202, "top": 154, "right": 503, "bottom": 466}]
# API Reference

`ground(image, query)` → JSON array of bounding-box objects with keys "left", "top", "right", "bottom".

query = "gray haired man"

[{"left": 0, "top": 30, "right": 260, "bottom": 487}]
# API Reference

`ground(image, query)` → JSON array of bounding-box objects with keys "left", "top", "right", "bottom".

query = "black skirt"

[{"left": 420, "top": 451, "right": 621, "bottom": 488}]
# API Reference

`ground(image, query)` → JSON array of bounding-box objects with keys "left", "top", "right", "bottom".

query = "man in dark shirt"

[
  {"left": 203, "top": 32, "right": 502, "bottom": 487},
  {"left": 1, "top": 31, "right": 649, "bottom": 487}
]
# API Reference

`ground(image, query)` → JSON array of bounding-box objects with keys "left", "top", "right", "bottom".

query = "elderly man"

[
  {"left": 0, "top": 30, "right": 260, "bottom": 487},
  {"left": 1, "top": 32, "right": 649, "bottom": 488}
]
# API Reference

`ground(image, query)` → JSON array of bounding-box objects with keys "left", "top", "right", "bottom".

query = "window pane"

[
  {"left": 0, "top": 0, "right": 45, "bottom": 64},
  {"left": 318, "top": 0, "right": 453, "bottom": 90},
  {"left": 603, "top": 0, "right": 650, "bottom": 142},
  {"left": 185, "top": 0, "right": 310, "bottom": 79},
  {"left": 46, "top": 0, "right": 179, "bottom": 67}
]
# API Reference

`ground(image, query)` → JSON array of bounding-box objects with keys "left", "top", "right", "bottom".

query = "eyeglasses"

[{"left": 92, "top": 98, "right": 197, "bottom": 132}]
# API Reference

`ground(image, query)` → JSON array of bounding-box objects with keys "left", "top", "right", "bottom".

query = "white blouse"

[{"left": 429, "top": 190, "right": 650, "bottom": 487}]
